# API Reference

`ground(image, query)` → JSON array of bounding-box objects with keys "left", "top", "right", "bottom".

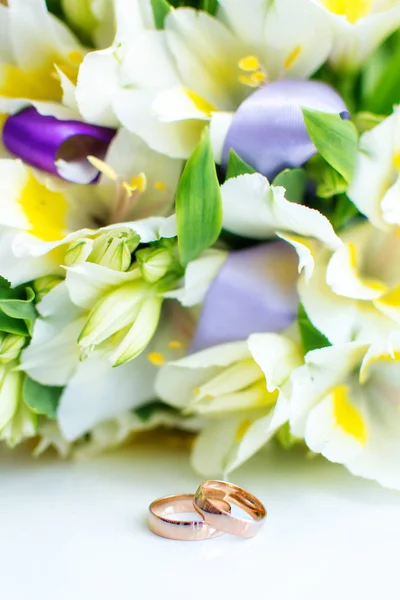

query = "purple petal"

[
  {"left": 223, "top": 79, "right": 348, "bottom": 180},
  {"left": 3, "top": 107, "right": 116, "bottom": 184},
  {"left": 191, "top": 242, "right": 299, "bottom": 352}
]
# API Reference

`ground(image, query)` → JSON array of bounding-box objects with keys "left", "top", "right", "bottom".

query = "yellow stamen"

[
  {"left": 154, "top": 181, "right": 167, "bottom": 191},
  {"left": 332, "top": 385, "right": 367, "bottom": 444},
  {"left": 87, "top": 156, "right": 118, "bottom": 181},
  {"left": 238, "top": 55, "right": 260, "bottom": 72},
  {"left": 239, "top": 74, "right": 262, "bottom": 88},
  {"left": 19, "top": 171, "right": 67, "bottom": 241},
  {"left": 122, "top": 173, "right": 147, "bottom": 197},
  {"left": 184, "top": 89, "right": 216, "bottom": 117},
  {"left": 284, "top": 45, "right": 302, "bottom": 70},
  {"left": 168, "top": 340, "right": 182, "bottom": 350},
  {"left": 148, "top": 352, "right": 165, "bottom": 367}
]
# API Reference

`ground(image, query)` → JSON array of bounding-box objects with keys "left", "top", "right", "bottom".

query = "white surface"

[{"left": 1, "top": 441, "right": 399, "bottom": 600}]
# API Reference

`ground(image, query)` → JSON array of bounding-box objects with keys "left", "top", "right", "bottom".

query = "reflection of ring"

[
  {"left": 194, "top": 480, "right": 266, "bottom": 539},
  {"left": 148, "top": 494, "right": 230, "bottom": 541}
]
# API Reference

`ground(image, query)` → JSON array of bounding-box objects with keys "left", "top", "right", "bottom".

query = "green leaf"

[
  {"left": 361, "top": 43, "right": 400, "bottom": 115},
  {"left": 199, "top": 0, "right": 219, "bottom": 15},
  {"left": 0, "top": 287, "right": 36, "bottom": 336},
  {"left": 298, "top": 303, "right": 331, "bottom": 354},
  {"left": 176, "top": 129, "right": 223, "bottom": 265},
  {"left": 226, "top": 149, "right": 256, "bottom": 180},
  {"left": 23, "top": 377, "right": 63, "bottom": 420},
  {"left": 46, "top": 0, "right": 65, "bottom": 18},
  {"left": 0, "top": 312, "right": 28, "bottom": 336},
  {"left": 134, "top": 401, "right": 177, "bottom": 423},
  {"left": 0, "top": 276, "right": 11, "bottom": 289},
  {"left": 332, "top": 194, "right": 361, "bottom": 231},
  {"left": 302, "top": 108, "right": 359, "bottom": 183},
  {"left": 151, "top": 0, "right": 171, "bottom": 29},
  {"left": 273, "top": 168, "right": 306, "bottom": 204}
]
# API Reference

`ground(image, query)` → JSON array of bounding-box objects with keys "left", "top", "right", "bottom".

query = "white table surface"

[{"left": 1, "top": 438, "right": 399, "bottom": 600}]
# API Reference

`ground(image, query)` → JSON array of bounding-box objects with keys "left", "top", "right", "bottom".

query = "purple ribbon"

[
  {"left": 2, "top": 107, "right": 116, "bottom": 184},
  {"left": 191, "top": 242, "right": 299, "bottom": 352},
  {"left": 223, "top": 79, "right": 348, "bottom": 180}
]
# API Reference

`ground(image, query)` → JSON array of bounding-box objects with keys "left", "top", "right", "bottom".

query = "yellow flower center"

[
  {"left": 321, "top": 0, "right": 374, "bottom": 23},
  {"left": 19, "top": 171, "right": 68, "bottom": 241},
  {"left": 0, "top": 51, "right": 83, "bottom": 102}
]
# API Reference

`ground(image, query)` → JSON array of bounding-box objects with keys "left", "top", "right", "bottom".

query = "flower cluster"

[{"left": 1, "top": 0, "right": 400, "bottom": 490}]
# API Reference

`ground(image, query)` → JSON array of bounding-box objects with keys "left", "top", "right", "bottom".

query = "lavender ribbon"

[
  {"left": 3, "top": 107, "right": 116, "bottom": 184},
  {"left": 223, "top": 79, "right": 348, "bottom": 180},
  {"left": 191, "top": 242, "right": 299, "bottom": 352}
]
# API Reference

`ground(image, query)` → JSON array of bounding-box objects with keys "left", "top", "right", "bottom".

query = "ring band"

[
  {"left": 148, "top": 493, "right": 230, "bottom": 541},
  {"left": 194, "top": 480, "right": 266, "bottom": 539}
]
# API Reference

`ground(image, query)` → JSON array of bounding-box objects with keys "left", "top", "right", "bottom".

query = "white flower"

[
  {"left": 289, "top": 338, "right": 400, "bottom": 490},
  {"left": 21, "top": 281, "right": 195, "bottom": 440},
  {"left": 0, "top": 127, "right": 181, "bottom": 285},
  {"left": 0, "top": 0, "right": 84, "bottom": 117},
  {"left": 313, "top": 0, "right": 400, "bottom": 69},
  {"left": 155, "top": 333, "right": 303, "bottom": 476},
  {"left": 221, "top": 173, "right": 341, "bottom": 279},
  {"left": 348, "top": 109, "right": 400, "bottom": 231},
  {"left": 77, "top": 1, "right": 333, "bottom": 158},
  {"left": 298, "top": 219, "right": 400, "bottom": 346}
]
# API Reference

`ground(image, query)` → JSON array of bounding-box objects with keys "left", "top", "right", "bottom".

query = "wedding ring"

[
  {"left": 194, "top": 480, "right": 266, "bottom": 538},
  {"left": 148, "top": 493, "right": 230, "bottom": 541}
]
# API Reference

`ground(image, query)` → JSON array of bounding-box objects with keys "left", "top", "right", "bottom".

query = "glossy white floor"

[{"left": 1, "top": 439, "right": 399, "bottom": 600}]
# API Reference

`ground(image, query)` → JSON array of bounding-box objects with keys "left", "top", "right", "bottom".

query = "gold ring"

[
  {"left": 148, "top": 493, "right": 230, "bottom": 541},
  {"left": 194, "top": 480, "right": 266, "bottom": 538}
]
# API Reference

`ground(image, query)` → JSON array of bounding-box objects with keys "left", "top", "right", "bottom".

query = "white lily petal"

[
  {"left": 155, "top": 341, "right": 251, "bottom": 409},
  {"left": 58, "top": 350, "right": 156, "bottom": 440},
  {"left": 114, "top": 88, "right": 206, "bottom": 159},
  {"left": 248, "top": 333, "right": 303, "bottom": 393},
  {"left": 209, "top": 111, "right": 234, "bottom": 164},
  {"left": 65, "top": 262, "right": 141, "bottom": 309},
  {"left": 289, "top": 342, "right": 369, "bottom": 437},
  {"left": 76, "top": 45, "right": 120, "bottom": 127},
  {"left": 221, "top": 173, "right": 341, "bottom": 249},
  {"left": 164, "top": 249, "right": 228, "bottom": 307}
]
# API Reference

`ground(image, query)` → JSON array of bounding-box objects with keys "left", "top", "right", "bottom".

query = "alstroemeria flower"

[
  {"left": 221, "top": 173, "right": 341, "bottom": 265},
  {"left": 76, "top": 0, "right": 333, "bottom": 158},
  {"left": 0, "top": 128, "right": 182, "bottom": 285},
  {"left": 348, "top": 108, "right": 400, "bottom": 231},
  {"left": 20, "top": 281, "right": 196, "bottom": 440},
  {"left": 297, "top": 219, "right": 400, "bottom": 347},
  {"left": 0, "top": 0, "right": 85, "bottom": 117},
  {"left": 289, "top": 338, "right": 400, "bottom": 490},
  {"left": 155, "top": 333, "right": 303, "bottom": 476},
  {"left": 314, "top": 0, "right": 400, "bottom": 69}
]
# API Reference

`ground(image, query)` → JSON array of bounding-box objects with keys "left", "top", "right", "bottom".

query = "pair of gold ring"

[{"left": 148, "top": 480, "right": 267, "bottom": 541}]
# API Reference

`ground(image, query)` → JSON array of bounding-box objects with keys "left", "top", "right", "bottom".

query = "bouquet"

[{"left": 1, "top": 0, "right": 400, "bottom": 491}]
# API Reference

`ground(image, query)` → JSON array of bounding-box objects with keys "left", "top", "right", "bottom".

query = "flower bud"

[
  {"left": 64, "top": 238, "right": 93, "bottom": 267},
  {"left": 0, "top": 365, "right": 22, "bottom": 430},
  {"left": 89, "top": 230, "right": 140, "bottom": 272},
  {"left": 110, "top": 295, "right": 163, "bottom": 367},
  {"left": 0, "top": 392, "right": 37, "bottom": 448},
  {"left": 78, "top": 280, "right": 150, "bottom": 351},
  {"left": 136, "top": 246, "right": 174, "bottom": 284},
  {"left": 0, "top": 333, "right": 26, "bottom": 363}
]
